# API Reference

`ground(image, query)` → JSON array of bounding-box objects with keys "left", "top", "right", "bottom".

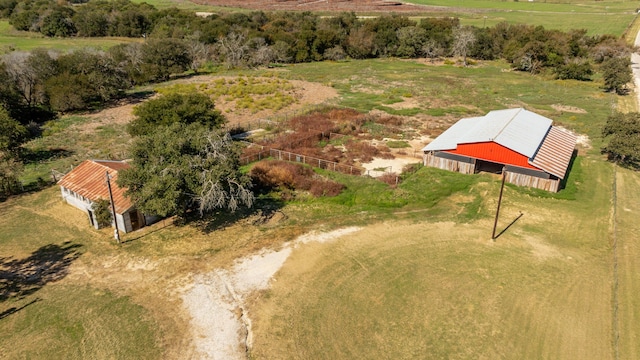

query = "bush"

[
  {"left": 249, "top": 160, "right": 344, "bottom": 197},
  {"left": 309, "top": 179, "right": 345, "bottom": 197},
  {"left": 378, "top": 172, "right": 400, "bottom": 187}
]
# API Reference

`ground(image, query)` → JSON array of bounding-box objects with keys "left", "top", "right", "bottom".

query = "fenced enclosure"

[{"left": 269, "top": 149, "right": 364, "bottom": 176}]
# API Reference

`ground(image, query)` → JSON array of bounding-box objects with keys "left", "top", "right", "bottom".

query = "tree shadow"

[
  {"left": 20, "top": 147, "right": 74, "bottom": 165},
  {"left": 0, "top": 241, "right": 82, "bottom": 303},
  {"left": 188, "top": 197, "right": 286, "bottom": 234}
]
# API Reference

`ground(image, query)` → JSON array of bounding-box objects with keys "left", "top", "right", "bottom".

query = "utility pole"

[
  {"left": 492, "top": 167, "right": 507, "bottom": 240},
  {"left": 106, "top": 171, "right": 121, "bottom": 243}
]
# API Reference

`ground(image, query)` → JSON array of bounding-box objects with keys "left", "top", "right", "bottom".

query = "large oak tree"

[{"left": 118, "top": 122, "right": 253, "bottom": 217}]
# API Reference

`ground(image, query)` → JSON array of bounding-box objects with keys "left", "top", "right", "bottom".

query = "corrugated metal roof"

[
  {"left": 423, "top": 108, "right": 552, "bottom": 158},
  {"left": 493, "top": 109, "right": 552, "bottom": 158},
  {"left": 58, "top": 160, "right": 133, "bottom": 214},
  {"left": 529, "top": 126, "right": 577, "bottom": 179},
  {"left": 423, "top": 117, "right": 481, "bottom": 151}
]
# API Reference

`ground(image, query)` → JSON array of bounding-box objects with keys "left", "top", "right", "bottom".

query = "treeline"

[
  {"left": 2, "top": 0, "right": 632, "bottom": 71},
  {"left": 0, "top": 3, "right": 632, "bottom": 116}
]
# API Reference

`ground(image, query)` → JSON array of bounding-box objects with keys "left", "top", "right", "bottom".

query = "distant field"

[
  {"left": 407, "top": 0, "right": 637, "bottom": 12},
  {"left": 0, "top": 21, "right": 141, "bottom": 52},
  {"left": 405, "top": 0, "right": 638, "bottom": 35}
]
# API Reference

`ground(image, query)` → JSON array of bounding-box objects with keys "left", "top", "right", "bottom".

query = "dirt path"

[
  {"left": 180, "top": 227, "right": 361, "bottom": 359},
  {"left": 631, "top": 31, "right": 640, "bottom": 109}
]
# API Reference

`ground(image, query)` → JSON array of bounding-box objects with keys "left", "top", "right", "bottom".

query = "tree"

[
  {"left": 117, "top": 122, "right": 254, "bottom": 217},
  {"left": 396, "top": 26, "right": 427, "bottom": 58},
  {"left": 92, "top": 198, "right": 113, "bottom": 228},
  {"left": 0, "top": 153, "right": 22, "bottom": 198},
  {"left": 0, "top": 106, "right": 26, "bottom": 152},
  {"left": 0, "top": 106, "right": 25, "bottom": 198},
  {"left": 602, "top": 57, "right": 631, "bottom": 95},
  {"left": 40, "top": 8, "right": 77, "bottom": 37},
  {"left": 139, "top": 38, "right": 192, "bottom": 82},
  {"left": 602, "top": 112, "right": 640, "bottom": 167},
  {"left": 218, "top": 31, "right": 249, "bottom": 69},
  {"left": 46, "top": 49, "right": 129, "bottom": 112},
  {"left": 452, "top": 26, "right": 476, "bottom": 66},
  {"left": 3, "top": 49, "right": 58, "bottom": 107},
  {"left": 128, "top": 92, "right": 225, "bottom": 136},
  {"left": 554, "top": 59, "right": 593, "bottom": 81}
]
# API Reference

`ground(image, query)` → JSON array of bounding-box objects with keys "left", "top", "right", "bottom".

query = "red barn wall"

[{"left": 444, "top": 142, "right": 540, "bottom": 170}]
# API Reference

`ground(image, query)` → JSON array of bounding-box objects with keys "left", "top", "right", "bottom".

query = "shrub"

[
  {"left": 249, "top": 160, "right": 344, "bottom": 197},
  {"left": 309, "top": 179, "right": 345, "bottom": 197},
  {"left": 378, "top": 172, "right": 400, "bottom": 187}
]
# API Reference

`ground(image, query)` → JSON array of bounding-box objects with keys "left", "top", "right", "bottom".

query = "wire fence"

[{"left": 269, "top": 148, "right": 364, "bottom": 176}]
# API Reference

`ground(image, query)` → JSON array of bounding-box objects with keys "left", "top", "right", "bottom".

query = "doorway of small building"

[
  {"left": 87, "top": 210, "right": 95, "bottom": 227},
  {"left": 475, "top": 159, "right": 504, "bottom": 174},
  {"left": 129, "top": 209, "right": 144, "bottom": 231}
]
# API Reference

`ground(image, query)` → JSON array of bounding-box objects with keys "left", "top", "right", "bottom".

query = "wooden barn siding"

[
  {"left": 423, "top": 154, "right": 475, "bottom": 174},
  {"left": 425, "top": 154, "right": 560, "bottom": 192},
  {"left": 505, "top": 171, "right": 560, "bottom": 192}
]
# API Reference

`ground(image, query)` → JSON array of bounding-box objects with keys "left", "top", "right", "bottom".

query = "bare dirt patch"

[
  {"left": 78, "top": 76, "right": 338, "bottom": 130},
  {"left": 551, "top": 104, "right": 587, "bottom": 114},
  {"left": 386, "top": 97, "right": 423, "bottom": 110}
]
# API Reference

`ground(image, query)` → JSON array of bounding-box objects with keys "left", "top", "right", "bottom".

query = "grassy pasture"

[
  {"left": 282, "top": 59, "right": 614, "bottom": 147},
  {"left": 0, "top": 189, "right": 163, "bottom": 359},
  {"left": 1, "top": 53, "right": 633, "bottom": 358},
  {"left": 405, "top": 0, "right": 637, "bottom": 35},
  {"left": 0, "top": 21, "right": 142, "bottom": 52},
  {"left": 250, "top": 158, "right": 615, "bottom": 359},
  {"left": 615, "top": 166, "right": 640, "bottom": 359}
]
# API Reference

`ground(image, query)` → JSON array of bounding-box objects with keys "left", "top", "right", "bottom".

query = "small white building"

[{"left": 58, "top": 159, "right": 155, "bottom": 233}]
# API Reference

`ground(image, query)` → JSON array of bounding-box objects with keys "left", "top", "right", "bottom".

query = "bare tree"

[
  {"left": 218, "top": 31, "right": 249, "bottom": 69},
  {"left": 452, "top": 26, "right": 476, "bottom": 67},
  {"left": 2, "top": 50, "right": 57, "bottom": 106},
  {"left": 422, "top": 39, "right": 442, "bottom": 63},
  {"left": 185, "top": 32, "right": 213, "bottom": 73}
]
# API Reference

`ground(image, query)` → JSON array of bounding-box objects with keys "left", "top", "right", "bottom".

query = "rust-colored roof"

[
  {"left": 58, "top": 160, "right": 133, "bottom": 214},
  {"left": 530, "top": 127, "right": 577, "bottom": 179}
]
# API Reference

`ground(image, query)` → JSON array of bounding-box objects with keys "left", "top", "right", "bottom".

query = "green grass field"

[
  {"left": 0, "top": 20, "right": 142, "bottom": 52},
  {"left": 280, "top": 59, "right": 614, "bottom": 148},
  {"left": 250, "top": 157, "right": 616, "bottom": 359},
  {"left": 405, "top": 0, "right": 638, "bottom": 35}
]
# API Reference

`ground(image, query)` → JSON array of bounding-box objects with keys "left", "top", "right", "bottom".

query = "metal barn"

[{"left": 422, "top": 108, "right": 577, "bottom": 192}]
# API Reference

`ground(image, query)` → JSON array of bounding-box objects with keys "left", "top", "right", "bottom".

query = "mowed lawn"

[{"left": 250, "top": 158, "right": 618, "bottom": 359}]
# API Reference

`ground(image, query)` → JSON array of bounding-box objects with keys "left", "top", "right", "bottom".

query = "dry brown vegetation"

[
  {"left": 250, "top": 160, "right": 345, "bottom": 198},
  {"left": 193, "top": 0, "right": 436, "bottom": 13}
]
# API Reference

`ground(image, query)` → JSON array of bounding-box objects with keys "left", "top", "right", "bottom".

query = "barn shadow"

[
  {"left": 558, "top": 149, "right": 579, "bottom": 191},
  {"left": 0, "top": 241, "right": 82, "bottom": 303}
]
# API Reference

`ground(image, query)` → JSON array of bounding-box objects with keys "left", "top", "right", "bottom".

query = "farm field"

[
  {"left": 1, "top": 15, "right": 639, "bottom": 358},
  {"left": 0, "top": 21, "right": 142, "bottom": 52},
  {"left": 251, "top": 158, "right": 615, "bottom": 358},
  {"left": 1, "top": 55, "right": 636, "bottom": 358},
  {"left": 194, "top": 0, "right": 637, "bottom": 35}
]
